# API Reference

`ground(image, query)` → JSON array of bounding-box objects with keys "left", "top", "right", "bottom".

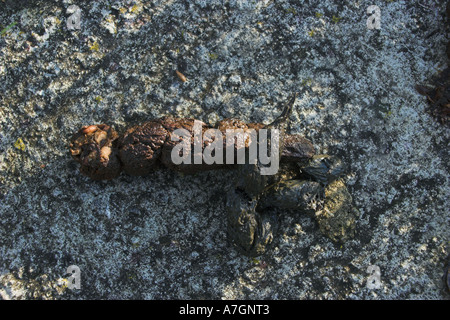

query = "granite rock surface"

[{"left": 0, "top": 0, "right": 448, "bottom": 299}]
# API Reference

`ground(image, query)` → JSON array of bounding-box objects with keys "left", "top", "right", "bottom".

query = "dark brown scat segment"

[
  {"left": 280, "top": 134, "right": 315, "bottom": 162},
  {"left": 160, "top": 117, "right": 214, "bottom": 173},
  {"left": 257, "top": 180, "right": 321, "bottom": 212},
  {"left": 226, "top": 187, "right": 274, "bottom": 256},
  {"left": 159, "top": 116, "right": 202, "bottom": 133},
  {"left": 118, "top": 120, "right": 169, "bottom": 176},
  {"left": 215, "top": 118, "right": 255, "bottom": 164},
  {"left": 215, "top": 118, "right": 248, "bottom": 131},
  {"left": 69, "top": 124, "right": 121, "bottom": 180},
  {"left": 315, "top": 179, "right": 359, "bottom": 243},
  {"left": 246, "top": 123, "right": 266, "bottom": 131},
  {"left": 301, "top": 155, "right": 345, "bottom": 185},
  {"left": 69, "top": 124, "right": 117, "bottom": 160}
]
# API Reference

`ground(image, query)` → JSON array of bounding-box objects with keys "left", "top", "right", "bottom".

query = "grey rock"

[{"left": 0, "top": 0, "right": 448, "bottom": 299}]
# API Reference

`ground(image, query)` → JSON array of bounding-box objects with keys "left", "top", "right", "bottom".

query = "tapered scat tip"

[{"left": 269, "top": 92, "right": 298, "bottom": 128}]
